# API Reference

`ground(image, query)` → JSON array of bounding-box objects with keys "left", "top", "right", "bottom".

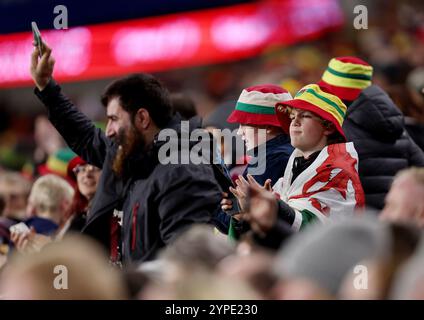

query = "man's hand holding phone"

[
  {"left": 30, "top": 22, "right": 55, "bottom": 91},
  {"left": 221, "top": 192, "right": 241, "bottom": 216}
]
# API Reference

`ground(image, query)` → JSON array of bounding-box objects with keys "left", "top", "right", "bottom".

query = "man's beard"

[{"left": 112, "top": 125, "right": 145, "bottom": 177}]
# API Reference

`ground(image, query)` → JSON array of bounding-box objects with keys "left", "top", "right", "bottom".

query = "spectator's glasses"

[{"left": 73, "top": 164, "right": 100, "bottom": 175}]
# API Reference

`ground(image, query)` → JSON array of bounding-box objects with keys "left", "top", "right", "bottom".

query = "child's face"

[
  {"left": 289, "top": 109, "right": 329, "bottom": 154},
  {"left": 237, "top": 124, "right": 267, "bottom": 151}
]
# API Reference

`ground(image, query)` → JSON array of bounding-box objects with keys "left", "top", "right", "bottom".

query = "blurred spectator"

[
  {"left": 406, "top": 67, "right": 424, "bottom": 121},
  {"left": 390, "top": 234, "right": 424, "bottom": 300},
  {"left": 159, "top": 224, "right": 235, "bottom": 277},
  {"left": 60, "top": 156, "right": 102, "bottom": 235},
  {"left": 0, "top": 171, "right": 31, "bottom": 222},
  {"left": 404, "top": 67, "right": 424, "bottom": 150},
  {"left": 140, "top": 225, "right": 247, "bottom": 299},
  {"left": 0, "top": 235, "right": 128, "bottom": 299},
  {"left": 205, "top": 67, "right": 238, "bottom": 102},
  {"left": 121, "top": 266, "right": 151, "bottom": 299},
  {"left": 33, "top": 115, "right": 65, "bottom": 167},
  {"left": 319, "top": 56, "right": 424, "bottom": 210},
  {"left": 0, "top": 144, "right": 30, "bottom": 172},
  {"left": 380, "top": 167, "right": 424, "bottom": 228},
  {"left": 10, "top": 174, "right": 75, "bottom": 255},
  {"left": 37, "top": 148, "right": 76, "bottom": 184},
  {"left": 126, "top": 224, "right": 235, "bottom": 299},
  {"left": 217, "top": 250, "right": 277, "bottom": 299},
  {"left": 141, "top": 267, "right": 259, "bottom": 300},
  {"left": 69, "top": 157, "right": 100, "bottom": 207},
  {"left": 24, "top": 174, "right": 75, "bottom": 235},
  {"left": 339, "top": 223, "right": 421, "bottom": 299},
  {"left": 272, "top": 216, "right": 391, "bottom": 299},
  {"left": 203, "top": 100, "right": 245, "bottom": 172},
  {"left": 170, "top": 92, "right": 197, "bottom": 120}
]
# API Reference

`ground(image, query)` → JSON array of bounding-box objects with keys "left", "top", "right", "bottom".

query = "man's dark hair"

[{"left": 101, "top": 74, "right": 173, "bottom": 128}]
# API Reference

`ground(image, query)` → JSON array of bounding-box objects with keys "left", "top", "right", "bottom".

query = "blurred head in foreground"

[
  {"left": 380, "top": 167, "right": 424, "bottom": 229},
  {"left": 390, "top": 234, "right": 424, "bottom": 300},
  {"left": 272, "top": 215, "right": 392, "bottom": 299},
  {"left": 0, "top": 234, "right": 128, "bottom": 299}
]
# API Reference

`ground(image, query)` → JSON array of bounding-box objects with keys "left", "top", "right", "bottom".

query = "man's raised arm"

[{"left": 30, "top": 42, "right": 109, "bottom": 168}]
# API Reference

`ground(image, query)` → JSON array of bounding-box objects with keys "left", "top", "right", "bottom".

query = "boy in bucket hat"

[
  {"left": 226, "top": 84, "right": 294, "bottom": 182},
  {"left": 230, "top": 84, "right": 365, "bottom": 242},
  {"left": 215, "top": 84, "right": 294, "bottom": 237},
  {"left": 319, "top": 57, "right": 424, "bottom": 210}
]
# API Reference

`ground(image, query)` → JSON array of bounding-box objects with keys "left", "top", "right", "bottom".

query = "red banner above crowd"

[{"left": 0, "top": 0, "right": 344, "bottom": 88}]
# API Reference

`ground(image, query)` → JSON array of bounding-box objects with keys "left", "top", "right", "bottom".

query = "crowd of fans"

[{"left": 0, "top": 0, "right": 424, "bottom": 300}]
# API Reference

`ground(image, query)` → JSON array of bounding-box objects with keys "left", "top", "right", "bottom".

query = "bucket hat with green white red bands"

[{"left": 227, "top": 84, "right": 293, "bottom": 133}]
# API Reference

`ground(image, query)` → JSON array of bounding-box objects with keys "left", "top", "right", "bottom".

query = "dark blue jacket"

[
  {"left": 25, "top": 217, "right": 59, "bottom": 236},
  {"left": 213, "top": 134, "right": 294, "bottom": 233}
]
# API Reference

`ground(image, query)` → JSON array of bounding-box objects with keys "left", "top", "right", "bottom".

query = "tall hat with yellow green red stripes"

[
  {"left": 275, "top": 84, "right": 348, "bottom": 140},
  {"left": 227, "top": 84, "right": 293, "bottom": 133},
  {"left": 38, "top": 148, "right": 76, "bottom": 179},
  {"left": 318, "top": 56, "right": 373, "bottom": 102}
]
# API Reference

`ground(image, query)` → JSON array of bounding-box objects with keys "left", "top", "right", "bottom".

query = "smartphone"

[
  {"left": 9, "top": 222, "right": 31, "bottom": 235},
  {"left": 31, "top": 21, "right": 43, "bottom": 57},
  {"left": 225, "top": 193, "right": 241, "bottom": 216},
  {"left": 214, "top": 165, "right": 243, "bottom": 216}
]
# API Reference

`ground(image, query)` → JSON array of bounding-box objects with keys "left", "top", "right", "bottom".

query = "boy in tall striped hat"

[
  {"left": 230, "top": 84, "right": 365, "bottom": 242},
  {"left": 319, "top": 57, "right": 424, "bottom": 210}
]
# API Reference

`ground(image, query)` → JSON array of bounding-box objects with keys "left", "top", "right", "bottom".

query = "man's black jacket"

[
  {"left": 343, "top": 85, "right": 424, "bottom": 210},
  {"left": 35, "top": 80, "right": 222, "bottom": 264}
]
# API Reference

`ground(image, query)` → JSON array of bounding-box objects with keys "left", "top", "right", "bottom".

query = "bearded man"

[{"left": 30, "top": 42, "right": 221, "bottom": 264}]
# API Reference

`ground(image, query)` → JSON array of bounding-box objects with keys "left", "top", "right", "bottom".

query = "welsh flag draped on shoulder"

[{"left": 273, "top": 142, "right": 365, "bottom": 231}]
